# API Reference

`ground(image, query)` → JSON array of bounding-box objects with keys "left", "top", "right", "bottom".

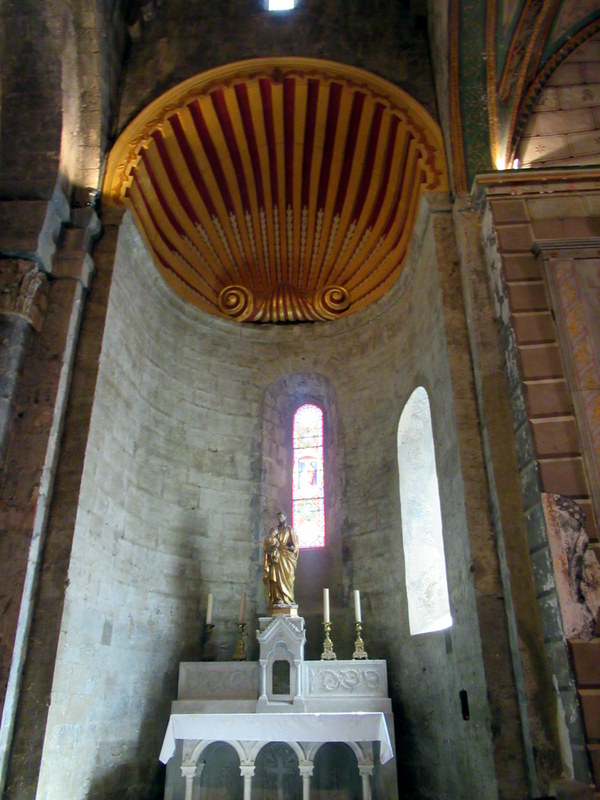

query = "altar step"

[{"left": 570, "top": 639, "right": 600, "bottom": 792}]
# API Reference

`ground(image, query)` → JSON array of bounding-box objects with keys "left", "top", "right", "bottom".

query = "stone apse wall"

[
  {"left": 33, "top": 197, "right": 509, "bottom": 799},
  {"left": 3, "top": 3, "right": 590, "bottom": 798}
]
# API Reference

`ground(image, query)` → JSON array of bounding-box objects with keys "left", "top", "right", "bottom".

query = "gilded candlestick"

[
  {"left": 353, "top": 620, "right": 368, "bottom": 659},
  {"left": 232, "top": 622, "right": 247, "bottom": 661},
  {"left": 202, "top": 623, "right": 216, "bottom": 661},
  {"left": 321, "top": 620, "right": 337, "bottom": 660}
]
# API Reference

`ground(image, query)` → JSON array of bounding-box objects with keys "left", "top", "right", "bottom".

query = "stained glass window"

[{"left": 292, "top": 404, "right": 325, "bottom": 548}]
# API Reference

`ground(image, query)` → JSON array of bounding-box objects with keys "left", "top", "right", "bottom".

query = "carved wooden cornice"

[
  {"left": 474, "top": 166, "right": 600, "bottom": 196},
  {"left": 534, "top": 238, "right": 600, "bottom": 260}
]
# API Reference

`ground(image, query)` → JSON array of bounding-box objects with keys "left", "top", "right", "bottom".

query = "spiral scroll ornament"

[
  {"left": 218, "top": 285, "right": 255, "bottom": 322},
  {"left": 103, "top": 58, "right": 448, "bottom": 323},
  {"left": 313, "top": 285, "right": 351, "bottom": 320},
  {"left": 224, "top": 283, "right": 351, "bottom": 323}
]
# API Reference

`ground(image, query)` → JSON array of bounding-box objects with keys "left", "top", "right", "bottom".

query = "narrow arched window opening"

[
  {"left": 398, "top": 387, "right": 452, "bottom": 634},
  {"left": 292, "top": 404, "right": 325, "bottom": 548}
]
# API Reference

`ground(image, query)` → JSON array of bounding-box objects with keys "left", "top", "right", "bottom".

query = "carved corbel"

[{"left": 0, "top": 259, "right": 48, "bottom": 332}]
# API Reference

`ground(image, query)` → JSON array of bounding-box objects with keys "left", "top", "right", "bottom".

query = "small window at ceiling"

[
  {"left": 398, "top": 387, "right": 452, "bottom": 635},
  {"left": 292, "top": 404, "right": 325, "bottom": 548},
  {"left": 265, "top": 0, "right": 297, "bottom": 10}
]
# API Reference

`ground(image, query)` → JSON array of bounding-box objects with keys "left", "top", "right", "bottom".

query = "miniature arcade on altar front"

[{"left": 160, "top": 514, "right": 398, "bottom": 800}]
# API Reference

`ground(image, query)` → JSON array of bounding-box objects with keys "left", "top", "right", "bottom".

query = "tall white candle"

[
  {"left": 323, "top": 588, "right": 330, "bottom": 624},
  {"left": 238, "top": 591, "right": 246, "bottom": 624},
  {"left": 354, "top": 589, "right": 362, "bottom": 622},
  {"left": 206, "top": 593, "right": 213, "bottom": 625}
]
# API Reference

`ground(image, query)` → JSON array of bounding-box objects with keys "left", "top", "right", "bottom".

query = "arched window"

[
  {"left": 292, "top": 404, "right": 325, "bottom": 548},
  {"left": 398, "top": 387, "right": 452, "bottom": 634}
]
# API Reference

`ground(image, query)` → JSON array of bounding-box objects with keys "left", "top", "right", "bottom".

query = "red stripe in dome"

[
  {"left": 316, "top": 82, "right": 342, "bottom": 211},
  {"left": 380, "top": 133, "right": 413, "bottom": 237},
  {"left": 350, "top": 102, "right": 384, "bottom": 222},
  {"left": 170, "top": 113, "right": 217, "bottom": 219},
  {"left": 210, "top": 88, "right": 252, "bottom": 213},
  {"left": 301, "top": 79, "right": 319, "bottom": 211},
  {"left": 234, "top": 83, "right": 266, "bottom": 210},
  {"left": 332, "top": 91, "right": 366, "bottom": 218},
  {"left": 283, "top": 77, "right": 295, "bottom": 211},
  {"left": 139, "top": 149, "right": 184, "bottom": 236},
  {"left": 259, "top": 78, "right": 280, "bottom": 210},
  {"left": 366, "top": 116, "right": 401, "bottom": 229},
  {"left": 189, "top": 99, "right": 235, "bottom": 214},
  {"left": 152, "top": 129, "right": 200, "bottom": 225}
]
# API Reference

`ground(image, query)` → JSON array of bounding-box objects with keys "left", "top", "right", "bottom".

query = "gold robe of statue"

[{"left": 263, "top": 511, "right": 299, "bottom": 606}]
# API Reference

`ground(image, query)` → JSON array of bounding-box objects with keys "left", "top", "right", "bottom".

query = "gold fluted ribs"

[{"left": 104, "top": 58, "right": 448, "bottom": 323}]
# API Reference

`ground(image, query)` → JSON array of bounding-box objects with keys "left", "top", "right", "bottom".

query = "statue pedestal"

[{"left": 269, "top": 603, "right": 299, "bottom": 617}]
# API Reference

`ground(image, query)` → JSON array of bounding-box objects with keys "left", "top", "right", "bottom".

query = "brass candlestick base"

[
  {"left": 321, "top": 621, "right": 337, "bottom": 660},
  {"left": 202, "top": 623, "right": 216, "bottom": 661},
  {"left": 353, "top": 621, "right": 368, "bottom": 659},
  {"left": 232, "top": 623, "right": 247, "bottom": 661}
]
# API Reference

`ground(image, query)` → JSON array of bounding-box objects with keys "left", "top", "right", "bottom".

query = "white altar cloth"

[{"left": 160, "top": 711, "right": 393, "bottom": 764}]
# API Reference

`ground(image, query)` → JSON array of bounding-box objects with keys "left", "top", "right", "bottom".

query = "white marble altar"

[{"left": 161, "top": 616, "right": 398, "bottom": 799}]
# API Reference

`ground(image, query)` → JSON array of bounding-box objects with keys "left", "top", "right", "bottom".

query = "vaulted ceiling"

[
  {"left": 101, "top": 3, "right": 600, "bottom": 322},
  {"left": 103, "top": 58, "right": 447, "bottom": 323},
  {"left": 450, "top": 0, "right": 600, "bottom": 188}
]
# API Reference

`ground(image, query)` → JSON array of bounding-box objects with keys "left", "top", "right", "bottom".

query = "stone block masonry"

[
  {"left": 519, "top": 34, "right": 600, "bottom": 169},
  {"left": 479, "top": 174, "right": 600, "bottom": 790},
  {"left": 2, "top": 212, "right": 122, "bottom": 800},
  {"left": 36, "top": 202, "right": 501, "bottom": 800},
  {"left": 486, "top": 187, "right": 599, "bottom": 540},
  {"left": 118, "top": 0, "right": 436, "bottom": 131},
  {"left": 0, "top": 275, "right": 81, "bottom": 718}
]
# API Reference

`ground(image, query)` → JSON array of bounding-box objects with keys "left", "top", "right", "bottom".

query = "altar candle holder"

[
  {"left": 232, "top": 622, "right": 247, "bottom": 661},
  {"left": 352, "top": 621, "right": 368, "bottom": 660},
  {"left": 321, "top": 621, "right": 337, "bottom": 661},
  {"left": 202, "top": 623, "right": 216, "bottom": 662}
]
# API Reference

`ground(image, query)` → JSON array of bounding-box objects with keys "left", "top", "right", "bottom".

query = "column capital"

[
  {"left": 239, "top": 763, "right": 255, "bottom": 778},
  {"left": 299, "top": 762, "right": 314, "bottom": 777},
  {"left": 0, "top": 260, "right": 47, "bottom": 331},
  {"left": 358, "top": 764, "right": 374, "bottom": 776},
  {"left": 180, "top": 761, "right": 198, "bottom": 780}
]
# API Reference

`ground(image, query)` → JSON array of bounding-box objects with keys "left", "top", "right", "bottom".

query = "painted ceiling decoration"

[
  {"left": 449, "top": 0, "right": 600, "bottom": 188},
  {"left": 103, "top": 58, "right": 447, "bottom": 323}
]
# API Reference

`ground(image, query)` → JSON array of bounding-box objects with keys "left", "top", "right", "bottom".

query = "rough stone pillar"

[
  {"left": 0, "top": 260, "right": 48, "bottom": 471},
  {"left": 0, "top": 195, "right": 67, "bottom": 479},
  {"left": 460, "top": 178, "right": 596, "bottom": 790},
  {"left": 447, "top": 194, "right": 549, "bottom": 797},
  {"left": 299, "top": 761, "right": 313, "bottom": 800},
  {"left": 0, "top": 205, "right": 122, "bottom": 800},
  {"left": 239, "top": 763, "right": 255, "bottom": 800},
  {"left": 358, "top": 764, "right": 373, "bottom": 800},
  {"left": 0, "top": 208, "right": 99, "bottom": 797}
]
